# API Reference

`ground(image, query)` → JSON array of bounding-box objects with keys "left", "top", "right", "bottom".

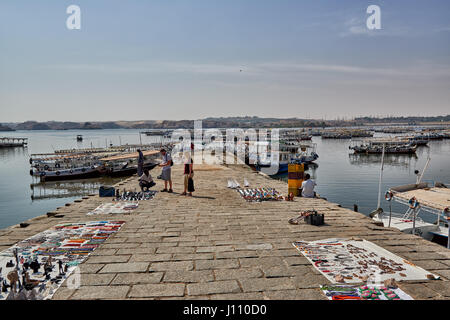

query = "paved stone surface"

[
  {"left": 0, "top": 163, "right": 449, "bottom": 300},
  {"left": 129, "top": 283, "right": 186, "bottom": 298},
  {"left": 187, "top": 280, "right": 241, "bottom": 295}
]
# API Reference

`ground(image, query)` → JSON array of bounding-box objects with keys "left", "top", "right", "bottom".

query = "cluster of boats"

[
  {"left": 321, "top": 129, "right": 373, "bottom": 139},
  {"left": 350, "top": 143, "right": 417, "bottom": 154},
  {"left": 30, "top": 146, "right": 163, "bottom": 182}
]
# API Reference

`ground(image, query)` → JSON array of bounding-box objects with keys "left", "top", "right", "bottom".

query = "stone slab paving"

[{"left": 1, "top": 163, "right": 449, "bottom": 300}]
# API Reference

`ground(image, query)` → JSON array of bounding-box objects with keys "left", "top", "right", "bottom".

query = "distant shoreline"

[{"left": 1, "top": 116, "right": 449, "bottom": 131}]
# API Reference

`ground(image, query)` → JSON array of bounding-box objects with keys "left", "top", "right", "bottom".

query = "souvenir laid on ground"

[
  {"left": 289, "top": 210, "right": 323, "bottom": 225},
  {"left": 293, "top": 238, "right": 438, "bottom": 284},
  {"left": 320, "top": 284, "right": 414, "bottom": 300},
  {"left": 113, "top": 190, "right": 157, "bottom": 201},
  {"left": 87, "top": 202, "right": 138, "bottom": 215},
  {"left": 227, "top": 179, "right": 240, "bottom": 189},
  {"left": 237, "top": 188, "right": 284, "bottom": 202},
  {"left": 0, "top": 221, "right": 125, "bottom": 300}
]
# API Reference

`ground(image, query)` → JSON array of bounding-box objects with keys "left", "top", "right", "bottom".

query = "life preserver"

[
  {"left": 408, "top": 197, "right": 419, "bottom": 209},
  {"left": 69, "top": 169, "right": 73, "bottom": 174},
  {"left": 40, "top": 172, "right": 46, "bottom": 177},
  {"left": 56, "top": 171, "right": 60, "bottom": 176},
  {"left": 443, "top": 207, "right": 450, "bottom": 218},
  {"left": 55, "top": 163, "right": 61, "bottom": 168},
  {"left": 385, "top": 191, "right": 393, "bottom": 201},
  {"left": 91, "top": 166, "right": 95, "bottom": 170},
  {"left": 44, "top": 165, "right": 49, "bottom": 170}
]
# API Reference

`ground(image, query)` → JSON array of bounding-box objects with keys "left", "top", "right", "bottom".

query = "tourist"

[
  {"left": 137, "top": 149, "right": 144, "bottom": 177},
  {"left": 301, "top": 173, "right": 316, "bottom": 198},
  {"left": 159, "top": 148, "right": 173, "bottom": 193},
  {"left": 181, "top": 144, "right": 194, "bottom": 196},
  {"left": 139, "top": 169, "right": 155, "bottom": 191}
]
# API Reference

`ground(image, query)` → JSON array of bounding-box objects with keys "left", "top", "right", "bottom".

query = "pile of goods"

[
  {"left": 237, "top": 188, "right": 284, "bottom": 202},
  {"left": 113, "top": 189, "right": 157, "bottom": 201},
  {"left": 0, "top": 221, "right": 125, "bottom": 300},
  {"left": 87, "top": 202, "right": 138, "bottom": 215},
  {"left": 289, "top": 210, "right": 324, "bottom": 225},
  {"left": 321, "top": 284, "right": 413, "bottom": 300},
  {"left": 292, "top": 238, "right": 437, "bottom": 284}
]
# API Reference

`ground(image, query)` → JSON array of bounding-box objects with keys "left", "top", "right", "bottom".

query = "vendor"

[
  {"left": 139, "top": 169, "right": 155, "bottom": 191},
  {"left": 301, "top": 173, "right": 316, "bottom": 198}
]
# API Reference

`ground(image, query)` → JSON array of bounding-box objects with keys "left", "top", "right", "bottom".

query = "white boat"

[{"left": 373, "top": 182, "right": 450, "bottom": 246}]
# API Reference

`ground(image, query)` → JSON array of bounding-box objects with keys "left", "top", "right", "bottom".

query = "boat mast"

[
  {"left": 417, "top": 155, "right": 431, "bottom": 184},
  {"left": 376, "top": 143, "right": 386, "bottom": 209}
]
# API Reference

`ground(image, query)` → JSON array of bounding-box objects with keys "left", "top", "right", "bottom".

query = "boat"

[
  {"left": 97, "top": 150, "right": 160, "bottom": 177},
  {"left": 0, "top": 137, "right": 28, "bottom": 148},
  {"left": 38, "top": 165, "right": 101, "bottom": 182},
  {"left": 249, "top": 141, "right": 319, "bottom": 174},
  {"left": 373, "top": 182, "right": 449, "bottom": 247},
  {"left": 349, "top": 140, "right": 417, "bottom": 154}
]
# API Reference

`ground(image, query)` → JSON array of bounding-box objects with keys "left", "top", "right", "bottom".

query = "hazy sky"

[{"left": 1, "top": 0, "right": 449, "bottom": 122}]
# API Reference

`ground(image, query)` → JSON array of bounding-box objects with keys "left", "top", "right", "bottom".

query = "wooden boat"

[{"left": 38, "top": 166, "right": 101, "bottom": 182}]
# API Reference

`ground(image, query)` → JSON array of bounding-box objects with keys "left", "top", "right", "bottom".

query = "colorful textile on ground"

[
  {"left": 293, "top": 238, "right": 438, "bottom": 284},
  {"left": 0, "top": 221, "right": 125, "bottom": 300},
  {"left": 87, "top": 202, "right": 138, "bottom": 215},
  {"left": 321, "top": 284, "right": 413, "bottom": 300},
  {"left": 237, "top": 188, "right": 284, "bottom": 202}
]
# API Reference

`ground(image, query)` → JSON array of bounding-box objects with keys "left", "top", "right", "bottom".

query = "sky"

[{"left": 0, "top": 0, "right": 449, "bottom": 122}]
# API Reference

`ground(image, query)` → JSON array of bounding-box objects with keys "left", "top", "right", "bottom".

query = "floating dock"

[{"left": 0, "top": 163, "right": 449, "bottom": 300}]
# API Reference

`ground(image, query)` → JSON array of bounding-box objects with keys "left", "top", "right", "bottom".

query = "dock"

[{"left": 1, "top": 163, "right": 450, "bottom": 300}]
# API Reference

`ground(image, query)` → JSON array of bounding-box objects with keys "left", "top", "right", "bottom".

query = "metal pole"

[
  {"left": 412, "top": 208, "right": 416, "bottom": 236},
  {"left": 388, "top": 201, "right": 392, "bottom": 228},
  {"left": 418, "top": 156, "right": 431, "bottom": 184},
  {"left": 377, "top": 143, "right": 386, "bottom": 209},
  {"left": 447, "top": 218, "right": 449, "bottom": 249}
]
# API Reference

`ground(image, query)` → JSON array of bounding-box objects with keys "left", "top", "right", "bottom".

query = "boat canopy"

[
  {"left": 390, "top": 183, "right": 450, "bottom": 211},
  {"left": 100, "top": 150, "right": 160, "bottom": 162}
]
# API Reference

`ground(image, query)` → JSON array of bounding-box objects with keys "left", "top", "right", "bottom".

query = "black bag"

[
  {"left": 99, "top": 186, "right": 115, "bottom": 197},
  {"left": 187, "top": 177, "right": 195, "bottom": 192}
]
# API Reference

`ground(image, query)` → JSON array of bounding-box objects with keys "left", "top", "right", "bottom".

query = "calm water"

[{"left": 0, "top": 129, "right": 449, "bottom": 229}]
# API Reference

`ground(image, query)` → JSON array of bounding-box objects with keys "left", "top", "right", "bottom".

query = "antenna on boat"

[{"left": 417, "top": 155, "right": 431, "bottom": 185}]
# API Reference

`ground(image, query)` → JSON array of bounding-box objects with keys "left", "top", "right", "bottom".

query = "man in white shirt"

[
  {"left": 301, "top": 173, "right": 316, "bottom": 198},
  {"left": 159, "top": 149, "right": 173, "bottom": 193},
  {"left": 139, "top": 169, "right": 155, "bottom": 191}
]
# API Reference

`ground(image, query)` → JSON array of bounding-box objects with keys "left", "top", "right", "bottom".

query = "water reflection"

[{"left": 29, "top": 177, "right": 123, "bottom": 201}]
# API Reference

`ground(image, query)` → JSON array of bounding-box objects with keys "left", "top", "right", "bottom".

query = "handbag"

[{"left": 187, "top": 177, "right": 195, "bottom": 192}]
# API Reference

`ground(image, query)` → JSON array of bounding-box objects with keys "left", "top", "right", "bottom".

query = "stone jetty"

[{"left": 1, "top": 163, "right": 449, "bottom": 300}]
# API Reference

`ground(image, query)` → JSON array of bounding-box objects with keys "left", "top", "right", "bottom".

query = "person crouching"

[{"left": 139, "top": 169, "right": 155, "bottom": 191}]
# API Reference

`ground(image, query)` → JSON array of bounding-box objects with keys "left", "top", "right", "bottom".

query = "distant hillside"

[
  {"left": 4, "top": 115, "right": 449, "bottom": 130},
  {"left": 355, "top": 115, "right": 450, "bottom": 124},
  {"left": 0, "top": 124, "right": 14, "bottom": 131}
]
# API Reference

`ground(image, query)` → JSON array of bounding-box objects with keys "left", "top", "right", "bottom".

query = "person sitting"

[
  {"left": 139, "top": 169, "right": 155, "bottom": 191},
  {"left": 301, "top": 173, "right": 316, "bottom": 198}
]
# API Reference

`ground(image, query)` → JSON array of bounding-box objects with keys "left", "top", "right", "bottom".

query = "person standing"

[
  {"left": 137, "top": 149, "right": 144, "bottom": 177},
  {"left": 159, "top": 148, "right": 173, "bottom": 193},
  {"left": 181, "top": 145, "right": 194, "bottom": 196},
  {"left": 301, "top": 173, "right": 316, "bottom": 198}
]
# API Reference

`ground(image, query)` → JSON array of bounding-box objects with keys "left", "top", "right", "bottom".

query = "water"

[
  {"left": 0, "top": 129, "right": 449, "bottom": 229},
  {"left": 0, "top": 129, "right": 150, "bottom": 229},
  {"left": 273, "top": 135, "right": 450, "bottom": 222}
]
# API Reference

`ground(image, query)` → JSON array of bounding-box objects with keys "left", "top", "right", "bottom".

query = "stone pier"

[{"left": 1, "top": 163, "right": 449, "bottom": 300}]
